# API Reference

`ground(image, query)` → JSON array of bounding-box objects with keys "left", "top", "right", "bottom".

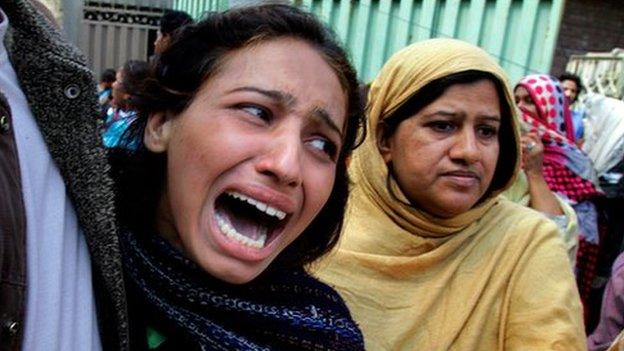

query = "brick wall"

[{"left": 551, "top": 0, "right": 624, "bottom": 76}]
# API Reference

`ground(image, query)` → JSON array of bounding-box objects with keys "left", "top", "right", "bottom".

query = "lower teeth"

[{"left": 215, "top": 213, "right": 267, "bottom": 249}]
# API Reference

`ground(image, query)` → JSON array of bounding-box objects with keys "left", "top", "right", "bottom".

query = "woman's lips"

[
  {"left": 207, "top": 184, "right": 298, "bottom": 262},
  {"left": 441, "top": 171, "right": 480, "bottom": 187}
]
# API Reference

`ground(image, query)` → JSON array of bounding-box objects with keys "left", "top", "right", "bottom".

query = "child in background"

[
  {"left": 98, "top": 68, "right": 116, "bottom": 107},
  {"left": 102, "top": 60, "right": 148, "bottom": 149}
]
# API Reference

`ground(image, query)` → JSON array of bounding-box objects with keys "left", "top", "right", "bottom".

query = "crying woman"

[{"left": 108, "top": 4, "right": 365, "bottom": 351}]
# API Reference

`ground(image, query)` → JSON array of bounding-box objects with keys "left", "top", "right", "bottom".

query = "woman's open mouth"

[{"left": 214, "top": 191, "right": 289, "bottom": 249}]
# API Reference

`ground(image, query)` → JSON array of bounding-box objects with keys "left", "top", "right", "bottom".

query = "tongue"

[{"left": 217, "top": 207, "right": 266, "bottom": 240}]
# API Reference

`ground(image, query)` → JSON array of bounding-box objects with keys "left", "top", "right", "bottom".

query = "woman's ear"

[
  {"left": 377, "top": 122, "right": 393, "bottom": 163},
  {"left": 144, "top": 112, "right": 172, "bottom": 153}
]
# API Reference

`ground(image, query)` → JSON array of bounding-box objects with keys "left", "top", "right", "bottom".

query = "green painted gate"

[
  {"left": 173, "top": 0, "right": 565, "bottom": 85},
  {"left": 302, "top": 0, "right": 565, "bottom": 84},
  {"left": 172, "top": 0, "right": 227, "bottom": 18}
]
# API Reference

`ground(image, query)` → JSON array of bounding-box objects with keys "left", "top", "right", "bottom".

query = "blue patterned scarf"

[{"left": 119, "top": 228, "right": 364, "bottom": 350}]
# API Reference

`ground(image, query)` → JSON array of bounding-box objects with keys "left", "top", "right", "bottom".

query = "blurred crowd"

[{"left": 5, "top": 1, "right": 624, "bottom": 350}]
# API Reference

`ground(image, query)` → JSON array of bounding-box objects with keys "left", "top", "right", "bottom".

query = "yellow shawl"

[
  {"left": 314, "top": 39, "right": 585, "bottom": 350},
  {"left": 503, "top": 171, "right": 579, "bottom": 264},
  {"left": 607, "top": 330, "right": 624, "bottom": 351}
]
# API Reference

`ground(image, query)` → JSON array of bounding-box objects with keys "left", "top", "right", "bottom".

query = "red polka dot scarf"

[{"left": 516, "top": 74, "right": 600, "bottom": 202}]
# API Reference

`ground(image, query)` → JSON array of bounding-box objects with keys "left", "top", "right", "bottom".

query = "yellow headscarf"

[
  {"left": 315, "top": 39, "right": 584, "bottom": 350},
  {"left": 352, "top": 38, "right": 520, "bottom": 237}
]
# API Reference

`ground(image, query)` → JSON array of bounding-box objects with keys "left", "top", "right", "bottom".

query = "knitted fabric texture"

[
  {"left": 4, "top": 0, "right": 128, "bottom": 348},
  {"left": 120, "top": 228, "right": 364, "bottom": 351}
]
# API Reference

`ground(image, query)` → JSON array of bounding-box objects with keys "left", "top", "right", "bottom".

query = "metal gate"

[
  {"left": 80, "top": 0, "right": 565, "bottom": 84},
  {"left": 80, "top": 0, "right": 172, "bottom": 77},
  {"left": 80, "top": 0, "right": 226, "bottom": 77},
  {"left": 300, "top": 0, "right": 565, "bottom": 84},
  {"left": 567, "top": 49, "right": 624, "bottom": 100},
  {"left": 172, "top": 0, "right": 227, "bottom": 18}
]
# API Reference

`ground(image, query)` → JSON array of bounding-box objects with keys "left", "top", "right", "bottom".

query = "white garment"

[
  {"left": 582, "top": 93, "right": 624, "bottom": 177},
  {"left": 0, "top": 9, "right": 102, "bottom": 351}
]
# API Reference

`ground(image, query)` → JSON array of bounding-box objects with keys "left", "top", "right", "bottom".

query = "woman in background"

[
  {"left": 102, "top": 60, "right": 148, "bottom": 149},
  {"left": 315, "top": 39, "right": 584, "bottom": 350},
  {"left": 515, "top": 74, "right": 602, "bottom": 321}
]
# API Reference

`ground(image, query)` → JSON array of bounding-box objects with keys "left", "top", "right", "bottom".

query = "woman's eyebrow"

[
  {"left": 311, "top": 107, "right": 344, "bottom": 139},
  {"left": 228, "top": 86, "right": 344, "bottom": 138},
  {"left": 423, "top": 110, "right": 459, "bottom": 119},
  {"left": 227, "top": 86, "right": 295, "bottom": 106},
  {"left": 424, "top": 110, "right": 501, "bottom": 122}
]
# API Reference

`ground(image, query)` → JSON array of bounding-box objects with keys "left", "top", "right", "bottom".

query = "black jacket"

[{"left": 0, "top": 1, "right": 129, "bottom": 350}]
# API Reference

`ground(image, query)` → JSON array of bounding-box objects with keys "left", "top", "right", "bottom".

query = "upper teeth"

[{"left": 227, "top": 191, "right": 287, "bottom": 220}]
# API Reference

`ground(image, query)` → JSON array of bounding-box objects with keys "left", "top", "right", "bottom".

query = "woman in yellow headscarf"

[{"left": 314, "top": 38, "right": 585, "bottom": 350}]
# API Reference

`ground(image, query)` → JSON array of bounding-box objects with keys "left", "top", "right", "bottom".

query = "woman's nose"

[
  {"left": 449, "top": 129, "right": 480, "bottom": 164},
  {"left": 516, "top": 100, "right": 527, "bottom": 111},
  {"left": 254, "top": 132, "right": 303, "bottom": 187}
]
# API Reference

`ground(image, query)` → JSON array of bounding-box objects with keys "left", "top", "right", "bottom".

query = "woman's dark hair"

[
  {"left": 100, "top": 68, "right": 116, "bottom": 84},
  {"left": 117, "top": 60, "right": 149, "bottom": 110},
  {"left": 159, "top": 9, "right": 194, "bottom": 36},
  {"left": 380, "top": 70, "right": 517, "bottom": 202},
  {"left": 558, "top": 72, "right": 584, "bottom": 93},
  {"left": 111, "top": 4, "right": 365, "bottom": 270}
]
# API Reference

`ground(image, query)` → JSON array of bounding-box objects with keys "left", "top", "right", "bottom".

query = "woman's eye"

[
  {"left": 240, "top": 105, "right": 271, "bottom": 122},
  {"left": 308, "top": 138, "right": 338, "bottom": 160},
  {"left": 478, "top": 125, "right": 499, "bottom": 139},
  {"left": 429, "top": 121, "right": 455, "bottom": 133}
]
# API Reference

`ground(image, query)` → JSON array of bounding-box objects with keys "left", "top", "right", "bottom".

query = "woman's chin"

[
  {"left": 193, "top": 250, "right": 270, "bottom": 285},
  {"left": 188, "top": 217, "right": 285, "bottom": 284}
]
